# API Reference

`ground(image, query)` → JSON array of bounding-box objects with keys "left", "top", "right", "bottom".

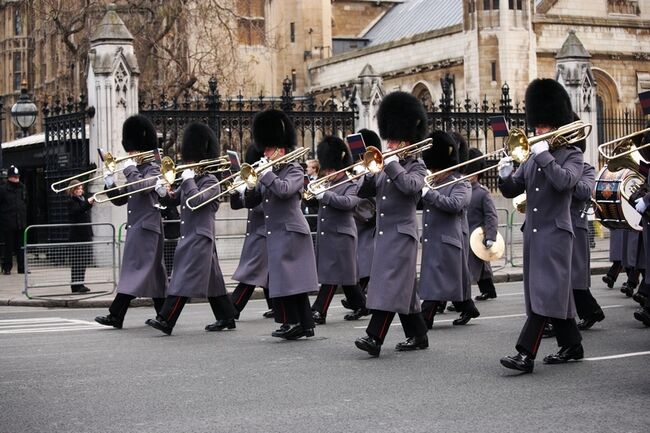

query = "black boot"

[
  {"left": 500, "top": 352, "right": 534, "bottom": 373},
  {"left": 543, "top": 344, "right": 584, "bottom": 364},
  {"left": 94, "top": 314, "right": 123, "bottom": 329},
  {"left": 355, "top": 335, "right": 381, "bottom": 357},
  {"left": 395, "top": 335, "right": 429, "bottom": 351},
  {"left": 577, "top": 310, "right": 605, "bottom": 330},
  {"left": 145, "top": 316, "right": 173, "bottom": 335},
  {"left": 204, "top": 318, "right": 236, "bottom": 331}
]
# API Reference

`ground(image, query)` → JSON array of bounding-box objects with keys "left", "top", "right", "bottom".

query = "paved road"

[{"left": 1, "top": 277, "right": 648, "bottom": 433}]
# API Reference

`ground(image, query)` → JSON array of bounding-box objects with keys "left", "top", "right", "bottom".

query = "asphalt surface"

[{"left": 1, "top": 276, "right": 648, "bottom": 433}]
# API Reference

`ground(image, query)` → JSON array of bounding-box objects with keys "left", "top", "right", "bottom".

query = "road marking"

[
  {"left": 353, "top": 304, "right": 625, "bottom": 329},
  {"left": 584, "top": 351, "right": 650, "bottom": 361},
  {"left": 0, "top": 317, "right": 102, "bottom": 334}
]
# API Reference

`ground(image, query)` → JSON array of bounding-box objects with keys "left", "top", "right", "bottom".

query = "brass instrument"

[
  {"left": 302, "top": 138, "right": 433, "bottom": 200},
  {"left": 425, "top": 149, "right": 508, "bottom": 190},
  {"left": 93, "top": 156, "right": 230, "bottom": 203},
  {"left": 469, "top": 227, "right": 505, "bottom": 261},
  {"left": 185, "top": 147, "right": 310, "bottom": 210},
  {"left": 596, "top": 127, "right": 650, "bottom": 174},
  {"left": 424, "top": 121, "right": 592, "bottom": 189},
  {"left": 50, "top": 150, "right": 158, "bottom": 193},
  {"left": 512, "top": 193, "right": 527, "bottom": 214}
]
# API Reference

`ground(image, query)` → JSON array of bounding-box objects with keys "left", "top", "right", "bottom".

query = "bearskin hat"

[
  {"left": 317, "top": 136, "right": 353, "bottom": 171},
  {"left": 422, "top": 130, "right": 458, "bottom": 170},
  {"left": 181, "top": 122, "right": 218, "bottom": 162},
  {"left": 252, "top": 109, "right": 296, "bottom": 152},
  {"left": 7, "top": 165, "right": 19, "bottom": 177},
  {"left": 466, "top": 147, "right": 486, "bottom": 176},
  {"left": 122, "top": 115, "right": 158, "bottom": 152},
  {"left": 377, "top": 91, "right": 427, "bottom": 144},
  {"left": 244, "top": 144, "right": 264, "bottom": 165},
  {"left": 358, "top": 128, "right": 381, "bottom": 149},
  {"left": 525, "top": 79, "right": 573, "bottom": 129}
]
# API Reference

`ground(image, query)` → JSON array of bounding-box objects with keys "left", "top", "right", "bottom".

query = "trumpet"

[
  {"left": 50, "top": 150, "right": 158, "bottom": 193},
  {"left": 185, "top": 147, "right": 310, "bottom": 210},
  {"left": 596, "top": 127, "right": 650, "bottom": 174},
  {"left": 93, "top": 156, "right": 230, "bottom": 203},
  {"left": 302, "top": 138, "right": 433, "bottom": 200}
]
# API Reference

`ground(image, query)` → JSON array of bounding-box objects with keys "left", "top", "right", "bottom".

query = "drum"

[{"left": 594, "top": 166, "right": 643, "bottom": 231}]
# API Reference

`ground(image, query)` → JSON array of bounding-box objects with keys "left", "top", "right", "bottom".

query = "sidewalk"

[{"left": 0, "top": 258, "right": 612, "bottom": 309}]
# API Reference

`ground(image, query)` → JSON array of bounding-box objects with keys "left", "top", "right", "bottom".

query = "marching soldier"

[
  {"left": 95, "top": 115, "right": 167, "bottom": 328},
  {"left": 631, "top": 123, "right": 650, "bottom": 325},
  {"left": 244, "top": 109, "right": 318, "bottom": 340},
  {"left": 465, "top": 148, "right": 499, "bottom": 301},
  {"left": 146, "top": 122, "right": 238, "bottom": 335},
  {"left": 419, "top": 131, "right": 479, "bottom": 329},
  {"left": 620, "top": 230, "right": 644, "bottom": 297},
  {"left": 310, "top": 136, "right": 367, "bottom": 324},
  {"left": 354, "top": 91, "right": 429, "bottom": 357},
  {"left": 228, "top": 145, "right": 273, "bottom": 319},
  {"left": 498, "top": 79, "right": 584, "bottom": 373}
]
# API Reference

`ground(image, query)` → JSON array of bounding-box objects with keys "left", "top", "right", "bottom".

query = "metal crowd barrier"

[{"left": 23, "top": 223, "right": 117, "bottom": 300}]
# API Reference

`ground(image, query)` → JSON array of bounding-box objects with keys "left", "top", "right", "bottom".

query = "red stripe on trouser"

[
  {"left": 235, "top": 285, "right": 252, "bottom": 306},
  {"left": 167, "top": 297, "right": 184, "bottom": 322},
  {"left": 323, "top": 285, "right": 336, "bottom": 312},
  {"left": 378, "top": 314, "right": 391, "bottom": 340},
  {"left": 531, "top": 318, "right": 547, "bottom": 356},
  {"left": 280, "top": 302, "right": 287, "bottom": 323}
]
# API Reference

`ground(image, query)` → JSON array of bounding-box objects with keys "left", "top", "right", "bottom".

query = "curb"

[{"left": 1, "top": 267, "right": 611, "bottom": 308}]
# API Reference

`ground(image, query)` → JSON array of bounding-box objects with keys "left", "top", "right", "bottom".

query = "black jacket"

[
  {"left": 68, "top": 196, "right": 93, "bottom": 242},
  {"left": 0, "top": 181, "right": 27, "bottom": 230}
]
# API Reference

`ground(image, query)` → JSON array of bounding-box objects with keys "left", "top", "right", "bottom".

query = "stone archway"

[{"left": 412, "top": 82, "right": 433, "bottom": 110}]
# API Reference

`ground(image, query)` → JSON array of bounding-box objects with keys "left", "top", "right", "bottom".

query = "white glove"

[
  {"left": 316, "top": 190, "right": 325, "bottom": 201},
  {"left": 258, "top": 156, "right": 269, "bottom": 165},
  {"left": 123, "top": 158, "right": 137, "bottom": 169},
  {"left": 421, "top": 186, "right": 431, "bottom": 197},
  {"left": 484, "top": 239, "right": 495, "bottom": 249},
  {"left": 497, "top": 156, "right": 513, "bottom": 179},
  {"left": 352, "top": 165, "right": 367, "bottom": 175},
  {"left": 234, "top": 182, "right": 247, "bottom": 195},
  {"left": 155, "top": 178, "right": 168, "bottom": 197},
  {"left": 103, "top": 172, "right": 115, "bottom": 188},
  {"left": 635, "top": 198, "right": 648, "bottom": 214},
  {"left": 531, "top": 140, "right": 549, "bottom": 155},
  {"left": 385, "top": 154, "right": 399, "bottom": 165},
  {"left": 181, "top": 169, "right": 195, "bottom": 181}
]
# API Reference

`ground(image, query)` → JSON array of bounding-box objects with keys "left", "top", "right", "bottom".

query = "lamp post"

[{"left": 10, "top": 80, "right": 37, "bottom": 137}]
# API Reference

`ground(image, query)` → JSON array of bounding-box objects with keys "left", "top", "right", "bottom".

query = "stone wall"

[{"left": 331, "top": 0, "right": 392, "bottom": 37}]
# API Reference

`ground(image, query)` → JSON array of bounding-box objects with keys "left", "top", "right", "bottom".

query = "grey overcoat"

[
  {"left": 245, "top": 161, "right": 319, "bottom": 297},
  {"left": 418, "top": 174, "right": 472, "bottom": 302},
  {"left": 167, "top": 174, "right": 227, "bottom": 298},
  {"left": 230, "top": 193, "right": 269, "bottom": 288},
  {"left": 316, "top": 180, "right": 360, "bottom": 285},
  {"left": 107, "top": 163, "right": 167, "bottom": 298},
  {"left": 622, "top": 230, "right": 645, "bottom": 269},
  {"left": 354, "top": 198, "right": 375, "bottom": 279},
  {"left": 570, "top": 163, "right": 595, "bottom": 290},
  {"left": 357, "top": 157, "right": 426, "bottom": 314},
  {"left": 499, "top": 146, "right": 583, "bottom": 319},
  {"left": 467, "top": 181, "right": 498, "bottom": 282},
  {"left": 608, "top": 229, "right": 624, "bottom": 262}
]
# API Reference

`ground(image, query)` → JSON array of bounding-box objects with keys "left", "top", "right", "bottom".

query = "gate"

[{"left": 139, "top": 77, "right": 357, "bottom": 160}]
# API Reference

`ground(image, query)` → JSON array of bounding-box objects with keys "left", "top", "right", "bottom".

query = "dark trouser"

[
  {"left": 573, "top": 289, "right": 603, "bottom": 320},
  {"left": 159, "top": 296, "right": 190, "bottom": 327},
  {"left": 208, "top": 295, "right": 238, "bottom": 320},
  {"left": 312, "top": 283, "right": 366, "bottom": 316},
  {"left": 637, "top": 281, "right": 650, "bottom": 297},
  {"left": 230, "top": 283, "right": 272, "bottom": 311},
  {"left": 109, "top": 293, "right": 164, "bottom": 320},
  {"left": 366, "top": 309, "right": 427, "bottom": 344},
  {"left": 70, "top": 244, "right": 92, "bottom": 287},
  {"left": 2, "top": 228, "right": 24, "bottom": 273},
  {"left": 359, "top": 276, "right": 370, "bottom": 294},
  {"left": 516, "top": 312, "right": 582, "bottom": 359},
  {"left": 625, "top": 267, "right": 641, "bottom": 287},
  {"left": 273, "top": 293, "right": 315, "bottom": 329},
  {"left": 478, "top": 278, "right": 497, "bottom": 296},
  {"left": 607, "top": 261, "right": 623, "bottom": 281}
]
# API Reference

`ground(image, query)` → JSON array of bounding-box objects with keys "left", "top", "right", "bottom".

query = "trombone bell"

[{"left": 506, "top": 128, "right": 529, "bottom": 163}]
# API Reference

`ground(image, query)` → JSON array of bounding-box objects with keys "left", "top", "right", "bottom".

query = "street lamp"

[{"left": 10, "top": 80, "right": 37, "bottom": 137}]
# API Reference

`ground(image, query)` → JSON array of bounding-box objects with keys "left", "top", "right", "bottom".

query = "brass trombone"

[
  {"left": 50, "top": 150, "right": 157, "bottom": 193},
  {"left": 93, "top": 156, "right": 230, "bottom": 203},
  {"left": 185, "top": 147, "right": 310, "bottom": 210},
  {"left": 424, "top": 120, "right": 592, "bottom": 189},
  {"left": 303, "top": 138, "right": 433, "bottom": 200}
]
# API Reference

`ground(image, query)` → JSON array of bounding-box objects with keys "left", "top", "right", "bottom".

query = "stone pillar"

[
  {"left": 555, "top": 30, "right": 598, "bottom": 167},
  {"left": 353, "top": 64, "right": 384, "bottom": 135},
  {"left": 86, "top": 3, "right": 140, "bottom": 249}
]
